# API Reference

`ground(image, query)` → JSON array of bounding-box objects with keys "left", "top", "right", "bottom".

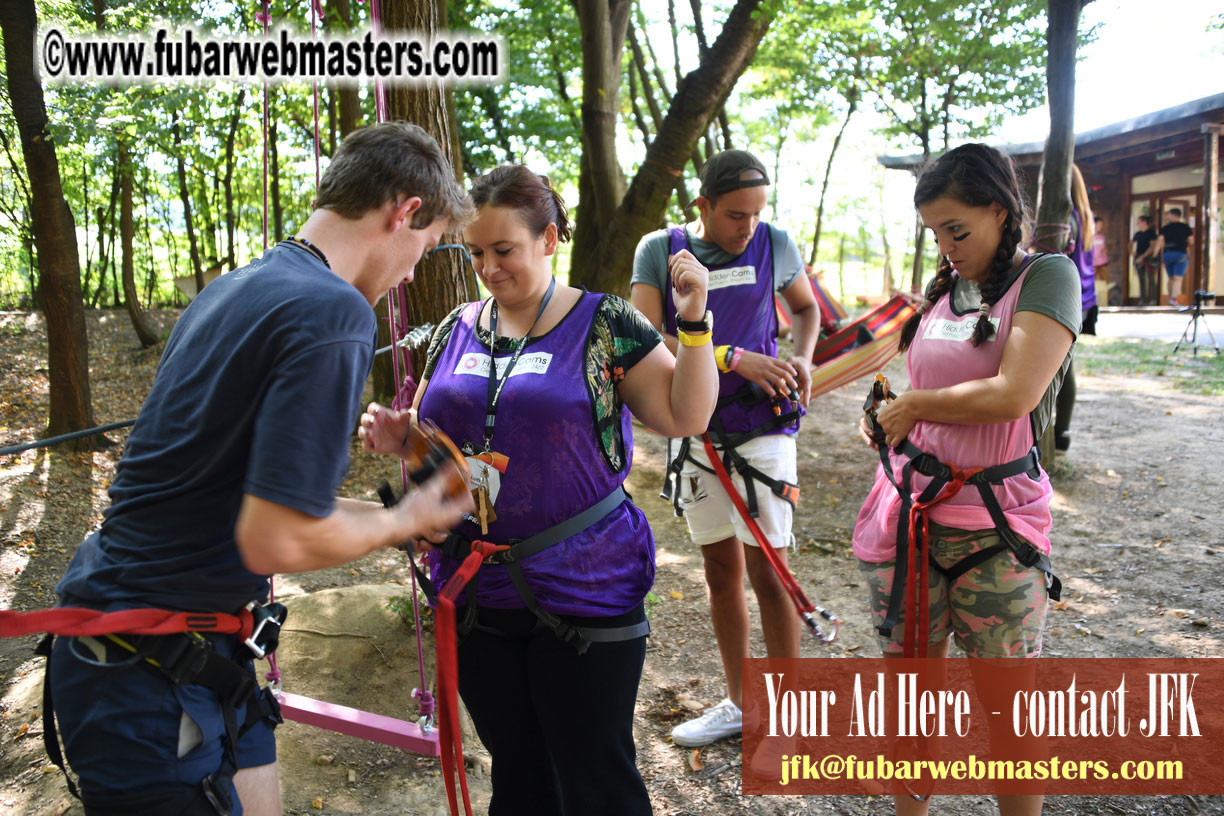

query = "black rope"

[
  {"left": 2, "top": 246, "right": 481, "bottom": 459},
  {"left": 0, "top": 419, "right": 136, "bottom": 457}
]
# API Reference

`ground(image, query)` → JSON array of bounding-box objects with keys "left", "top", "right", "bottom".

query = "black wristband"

[{"left": 675, "top": 310, "right": 712, "bottom": 333}]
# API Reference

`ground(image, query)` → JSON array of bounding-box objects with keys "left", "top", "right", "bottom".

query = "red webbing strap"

[
  {"left": 0, "top": 606, "right": 252, "bottom": 640},
  {"left": 699, "top": 433, "right": 813, "bottom": 617},
  {"left": 902, "top": 466, "right": 980, "bottom": 658},
  {"left": 434, "top": 539, "right": 507, "bottom": 816}
]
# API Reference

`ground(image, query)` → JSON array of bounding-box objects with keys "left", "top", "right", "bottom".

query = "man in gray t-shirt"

[{"left": 630, "top": 150, "right": 820, "bottom": 753}]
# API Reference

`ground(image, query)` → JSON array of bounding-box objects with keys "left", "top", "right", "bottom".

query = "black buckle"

[
  {"left": 242, "top": 601, "right": 287, "bottom": 659},
  {"left": 201, "top": 769, "right": 235, "bottom": 816},
  {"left": 154, "top": 635, "right": 214, "bottom": 686}
]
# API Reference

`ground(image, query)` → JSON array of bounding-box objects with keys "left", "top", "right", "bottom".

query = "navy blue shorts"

[{"left": 48, "top": 633, "right": 278, "bottom": 813}]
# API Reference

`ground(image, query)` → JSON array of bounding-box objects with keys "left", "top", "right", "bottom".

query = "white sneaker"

[{"left": 670, "top": 698, "right": 742, "bottom": 747}]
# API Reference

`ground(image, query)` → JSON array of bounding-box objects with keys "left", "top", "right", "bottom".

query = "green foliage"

[
  {"left": 861, "top": 0, "right": 1048, "bottom": 154},
  {"left": 450, "top": 0, "right": 582, "bottom": 182}
]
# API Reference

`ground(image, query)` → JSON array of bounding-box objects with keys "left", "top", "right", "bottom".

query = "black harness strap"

[
  {"left": 666, "top": 383, "right": 801, "bottom": 519},
  {"left": 873, "top": 436, "right": 1062, "bottom": 638},
  {"left": 37, "top": 628, "right": 282, "bottom": 816},
  {"left": 393, "top": 485, "right": 647, "bottom": 653}
]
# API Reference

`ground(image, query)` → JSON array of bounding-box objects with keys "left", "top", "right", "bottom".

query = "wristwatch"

[{"left": 675, "top": 310, "right": 713, "bottom": 333}]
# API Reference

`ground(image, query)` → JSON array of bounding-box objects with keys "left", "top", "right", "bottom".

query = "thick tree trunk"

[
  {"left": 1034, "top": 0, "right": 1083, "bottom": 256},
  {"left": 119, "top": 141, "right": 158, "bottom": 346},
  {"left": 1034, "top": 0, "right": 1087, "bottom": 466},
  {"left": 171, "top": 111, "right": 205, "bottom": 295},
  {"left": 0, "top": 0, "right": 96, "bottom": 444},
  {"left": 381, "top": 0, "right": 476, "bottom": 403},
  {"left": 570, "top": 0, "right": 632, "bottom": 282},
  {"left": 328, "top": 0, "right": 361, "bottom": 142},
  {"left": 571, "top": 0, "right": 773, "bottom": 295}
]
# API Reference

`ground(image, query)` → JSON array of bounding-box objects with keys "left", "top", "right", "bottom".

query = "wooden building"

[{"left": 881, "top": 93, "right": 1224, "bottom": 305}]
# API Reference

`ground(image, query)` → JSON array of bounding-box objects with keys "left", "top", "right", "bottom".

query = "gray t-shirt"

[
  {"left": 631, "top": 223, "right": 805, "bottom": 294},
  {"left": 950, "top": 252, "right": 1081, "bottom": 335}
]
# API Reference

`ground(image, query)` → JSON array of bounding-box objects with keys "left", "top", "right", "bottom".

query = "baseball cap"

[{"left": 699, "top": 149, "right": 770, "bottom": 199}]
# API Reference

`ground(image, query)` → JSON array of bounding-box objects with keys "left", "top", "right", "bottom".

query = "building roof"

[{"left": 878, "top": 92, "right": 1224, "bottom": 170}]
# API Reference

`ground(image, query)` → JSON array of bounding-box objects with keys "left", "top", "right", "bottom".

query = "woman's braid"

[{"left": 970, "top": 214, "right": 1022, "bottom": 347}]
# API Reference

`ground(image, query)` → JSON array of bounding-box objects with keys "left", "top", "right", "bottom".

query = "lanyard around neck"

[{"left": 482, "top": 277, "right": 556, "bottom": 451}]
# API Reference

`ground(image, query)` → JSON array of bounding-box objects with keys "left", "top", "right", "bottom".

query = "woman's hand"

[
  {"left": 358, "top": 402, "right": 417, "bottom": 457},
  {"left": 668, "top": 249, "right": 709, "bottom": 322},
  {"left": 874, "top": 391, "right": 920, "bottom": 449}
]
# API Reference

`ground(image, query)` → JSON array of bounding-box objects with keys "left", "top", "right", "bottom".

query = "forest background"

[{"left": 0, "top": 0, "right": 1222, "bottom": 439}]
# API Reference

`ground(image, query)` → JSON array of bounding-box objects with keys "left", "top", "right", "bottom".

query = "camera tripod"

[{"left": 1172, "top": 290, "right": 1220, "bottom": 356}]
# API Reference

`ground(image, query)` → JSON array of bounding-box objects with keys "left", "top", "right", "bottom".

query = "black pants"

[{"left": 457, "top": 604, "right": 652, "bottom": 816}]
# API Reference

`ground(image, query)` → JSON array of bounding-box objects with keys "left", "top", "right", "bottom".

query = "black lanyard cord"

[{"left": 482, "top": 277, "right": 557, "bottom": 450}]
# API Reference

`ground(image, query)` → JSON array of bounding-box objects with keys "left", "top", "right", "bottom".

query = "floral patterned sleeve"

[
  {"left": 420, "top": 304, "right": 466, "bottom": 381},
  {"left": 585, "top": 294, "right": 663, "bottom": 471}
]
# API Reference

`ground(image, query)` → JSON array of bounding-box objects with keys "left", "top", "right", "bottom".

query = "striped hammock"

[{"left": 808, "top": 294, "right": 916, "bottom": 399}]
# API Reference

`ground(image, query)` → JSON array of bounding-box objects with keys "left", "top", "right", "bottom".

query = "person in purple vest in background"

[
  {"left": 630, "top": 149, "right": 820, "bottom": 753},
  {"left": 360, "top": 166, "right": 717, "bottom": 815},
  {"left": 1053, "top": 164, "right": 1096, "bottom": 451}
]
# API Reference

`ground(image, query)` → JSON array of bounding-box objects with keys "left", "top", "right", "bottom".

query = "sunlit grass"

[{"left": 1076, "top": 335, "right": 1224, "bottom": 395}]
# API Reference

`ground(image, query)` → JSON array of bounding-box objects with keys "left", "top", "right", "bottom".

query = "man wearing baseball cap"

[{"left": 631, "top": 149, "right": 819, "bottom": 748}]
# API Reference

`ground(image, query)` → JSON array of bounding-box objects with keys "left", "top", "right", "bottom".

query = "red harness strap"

[
  {"left": 0, "top": 606, "right": 254, "bottom": 641},
  {"left": 902, "top": 464, "right": 981, "bottom": 658},
  {"left": 699, "top": 433, "right": 839, "bottom": 643},
  {"left": 432, "top": 538, "right": 508, "bottom": 816}
]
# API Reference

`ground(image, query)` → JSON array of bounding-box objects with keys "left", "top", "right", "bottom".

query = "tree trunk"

[
  {"left": 570, "top": 0, "right": 773, "bottom": 295},
  {"left": 810, "top": 93, "right": 857, "bottom": 267},
  {"left": 119, "top": 141, "right": 158, "bottom": 346},
  {"left": 223, "top": 89, "right": 246, "bottom": 268},
  {"left": 1034, "top": 0, "right": 1082, "bottom": 256},
  {"left": 909, "top": 137, "right": 932, "bottom": 292},
  {"left": 0, "top": 0, "right": 96, "bottom": 445},
  {"left": 328, "top": 0, "right": 361, "bottom": 142},
  {"left": 1034, "top": 0, "right": 1087, "bottom": 467},
  {"left": 381, "top": 0, "right": 476, "bottom": 403},
  {"left": 879, "top": 182, "right": 894, "bottom": 295},
  {"left": 269, "top": 114, "right": 284, "bottom": 244},
  {"left": 570, "top": 0, "right": 632, "bottom": 281},
  {"left": 171, "top": 111, "right": 205, "bottom": 295}
]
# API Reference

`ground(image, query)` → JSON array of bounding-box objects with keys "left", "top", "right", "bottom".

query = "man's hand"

[
  {"left": 358, "top": 402, "right": 416, "bottom": 457},
  {"left": 735, "top": 350, "right": 804, "bottom": 401},
  {"left": 391, "top": 472, "right": 474, "bottom": 551}
]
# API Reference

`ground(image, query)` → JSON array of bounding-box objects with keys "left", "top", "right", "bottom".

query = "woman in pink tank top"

[{"left": 852, "top": 144, "right": 1079, "bottom": 815}]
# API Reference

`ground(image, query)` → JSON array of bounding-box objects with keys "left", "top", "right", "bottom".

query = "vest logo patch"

[
  {"left": 707, "top": 264, "right": 757, "bottom": 291},
  {"left": 455, "top": 351, "right": 553, "bottom": 378},
  {"left": 922, "top": 316, "right": 1001, "bottom": 343}
]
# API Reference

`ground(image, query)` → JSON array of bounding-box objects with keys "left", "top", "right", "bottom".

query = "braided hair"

[{"left": 898, "top": 143, "right": 1029, "bottom": 351}]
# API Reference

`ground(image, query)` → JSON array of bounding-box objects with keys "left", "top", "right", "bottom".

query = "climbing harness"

[
  {"left": 862, "top": 374, "right": 1062, "bottom": 658},
  {"left": 0, "top": 602, "right": 287, "bottom": 815}
]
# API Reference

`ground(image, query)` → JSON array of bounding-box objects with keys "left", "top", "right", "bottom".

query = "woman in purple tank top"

[
  {"left": 360, "top": 167, "right": 718, "bottom": 814},
  {"left": 852, "top": 144, "right": 1079, "bottom": 815}
]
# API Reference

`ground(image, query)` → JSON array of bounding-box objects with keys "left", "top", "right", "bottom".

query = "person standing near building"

[
  {"left": 630, "top": 149, "right": 820, "bottom": 749},
  {"left": 1156, "top": 207, "right": 1194, "bottom": 306},
  {"left": 1131, "top": 214, "right": 1160, "bottom": 305}
]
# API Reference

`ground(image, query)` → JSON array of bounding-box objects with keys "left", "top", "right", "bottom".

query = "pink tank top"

[{"left": 853, "top": 260, "right": 1054, "bottom": 562}]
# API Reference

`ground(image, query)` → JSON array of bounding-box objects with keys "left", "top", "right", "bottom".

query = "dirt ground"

[{"left": 2, "top": 309, "right": 1223, "bottom": 816}]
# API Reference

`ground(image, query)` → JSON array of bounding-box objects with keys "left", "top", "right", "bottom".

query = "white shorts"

[{"left": 674, "top": 434, "right": 797, "bottom": 549}]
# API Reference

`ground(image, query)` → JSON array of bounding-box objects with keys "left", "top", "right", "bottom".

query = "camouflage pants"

[{"left": 858, "top": 521, "right": 1048, "bottom": 657}]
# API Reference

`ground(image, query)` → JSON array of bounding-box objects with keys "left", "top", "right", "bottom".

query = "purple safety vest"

[
  {"left": 664, "top": 224, "right": 801, "bottom": 436},
  {"left": 418, "top": 290, "right": 655, "bottom": 617}
]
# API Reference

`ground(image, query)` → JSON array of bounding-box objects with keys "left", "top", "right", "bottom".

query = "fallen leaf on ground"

[{"left": 689, "top": 749, "right": 704, "bottom": 772}]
